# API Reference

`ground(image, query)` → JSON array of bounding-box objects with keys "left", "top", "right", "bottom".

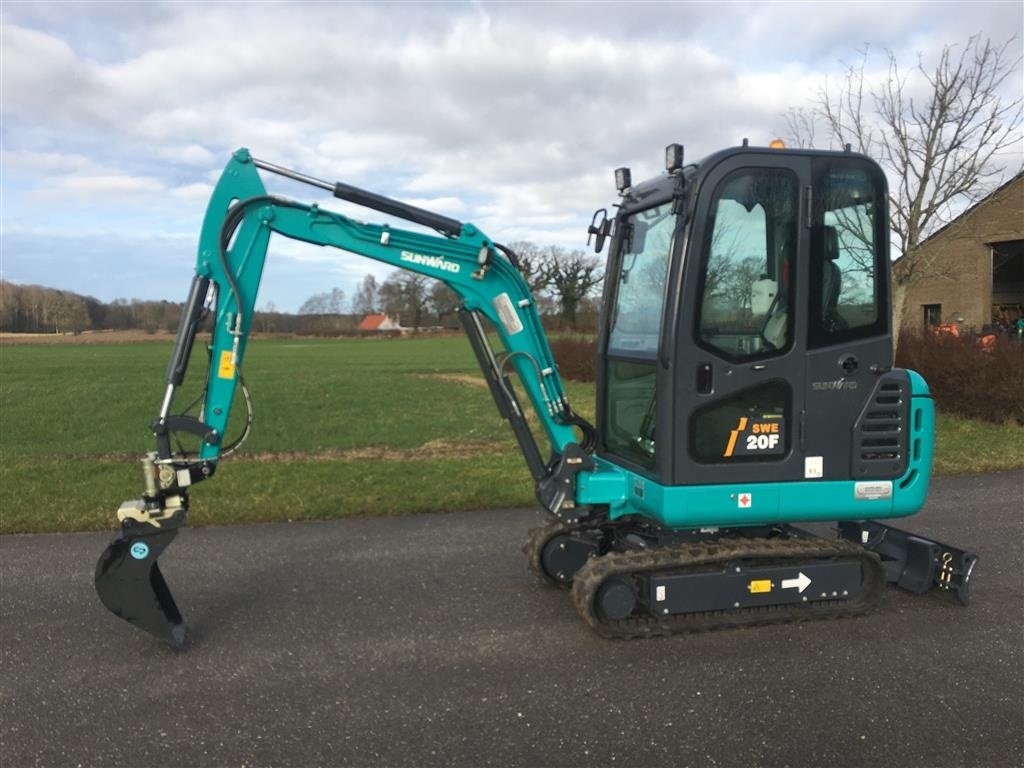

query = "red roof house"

[{"left": 357, "top": 313, "right": 403, "bottom": 331}]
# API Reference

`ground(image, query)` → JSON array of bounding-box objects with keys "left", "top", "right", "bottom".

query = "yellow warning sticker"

[
  {"left": 217, "top": 350, "right": 235, "bottom": 379},
  {"left": 747, "top": 579, "right": 772, "bottom": 594}
]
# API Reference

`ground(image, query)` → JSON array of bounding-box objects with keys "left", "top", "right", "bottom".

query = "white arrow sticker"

[{"left": 781, "top": 572, "right": 811, "bottom": 593}]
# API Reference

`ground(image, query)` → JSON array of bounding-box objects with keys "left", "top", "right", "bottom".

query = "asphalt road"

[{"left": 2, "top": 471, "right": 1021, "bottom": 768}]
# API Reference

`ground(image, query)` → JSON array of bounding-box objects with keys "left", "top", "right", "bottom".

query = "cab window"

[
  {"left": 808, "top": 164, "right": 888, "bottom": 347},
  {"left": 604, "top": 202, "right": 675, "bottom": 468},
  {"left": 608, "top": 203, "right": 675, "bottom": 355},
  {"left": 697, "top": 168, "right": 799, "bottom": 360}
]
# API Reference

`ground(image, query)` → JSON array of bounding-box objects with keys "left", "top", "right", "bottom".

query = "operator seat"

[{"left": 821, "top": 225, "right": 846, "bottom": 330}]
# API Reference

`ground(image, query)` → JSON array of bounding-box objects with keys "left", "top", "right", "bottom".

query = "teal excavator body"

[{"left": 95, "top": 145, "right": 976, "bottom": 647}]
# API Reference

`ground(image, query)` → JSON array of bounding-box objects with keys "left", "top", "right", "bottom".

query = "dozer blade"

[{"left": 95, "top": 528, "right": 188, "bottom": 648}]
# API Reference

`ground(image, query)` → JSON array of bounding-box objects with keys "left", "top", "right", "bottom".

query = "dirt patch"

[
  {"left": 246, "top": 438, "right": 499, "bottom": 462},
  {"left": 409, "top": 372, "right": 488, "bottom": 389},
  {"left": 88, "top": 439, "right": 502, "bottom": 464},
  {"left": 0, "top": 330, "right": 176, "bottom": 345}
]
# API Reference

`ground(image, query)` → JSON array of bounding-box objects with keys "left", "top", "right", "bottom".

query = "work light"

[
  {"left": 614, "top": 167, "right": 631, "bottom": 193},
  {"left": 665, "top": 144, "right": 684, "bottom": 172}
]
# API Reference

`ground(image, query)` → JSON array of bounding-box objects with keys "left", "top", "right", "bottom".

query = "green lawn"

[
  {"left": 0, "top": 337, "right": 510, "bottom": 457},
  {"left": 933, "top": 413, "right": 1024, "bottom": 475},
  {"left": 1, "top": 337, "right": 1020, "bottom": 534},
  {"left": 0, "top": 337, "right": 567, "bottom": 533}
]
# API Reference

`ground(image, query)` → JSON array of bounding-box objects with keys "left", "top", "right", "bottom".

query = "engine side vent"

[{"left": 851, "top": 371, "right": 910, "bottom": 479}]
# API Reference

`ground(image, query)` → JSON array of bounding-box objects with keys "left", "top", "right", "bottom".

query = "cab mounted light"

[
  {"left": 769, "top": 138, "right": 787, "bottom": 149},
  {"left": 614, "top": 167, "right": 631, "bottom": 194},
  {"left": 665, "top": 143, "right": 684, "bottom": 173}
]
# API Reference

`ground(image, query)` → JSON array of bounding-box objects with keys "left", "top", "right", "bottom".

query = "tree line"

[
  {"left": 339, "top": 242, "right": 603, "bottom": 330},
  {"left": 0, "top": 281, "right": 183, "bottom": 334},
  {"left": 0, "top": 242, "right": 605, "bottom": 335}
]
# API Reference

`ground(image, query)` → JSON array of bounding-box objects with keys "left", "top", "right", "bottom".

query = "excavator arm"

[{"left": 95, "top": 149, "right": 597, "bottom": 647}]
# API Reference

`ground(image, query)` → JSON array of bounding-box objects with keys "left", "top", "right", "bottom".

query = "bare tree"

[
  {"left": 352, "top": 274, "right": 379, "bottom": 316},
  {"left": 783, "top": 35, "right": 1022, "bottom": 345},
  {"left": 44, "top": 292, "right": 90, "bottom": 334},
  {"left": 299, "top": 287, "right": 346, "bottom": 315},
  {"left": 379, "top": 272, "right": 431, "bottom": 329},
  {"left": 428, "top": 281, "right": 460, "bottom": 327},
  {"left": 504, "top": 241, "right": 553, "bottom": 294},
  {"left": 545, "top": 246, "right": 604, "bottom": 326},
  {"left": 781, "top": 106, "right": 817, "bottom": 149},
  {"left": 256, "top": 301, "right": 277, "bottom": 333},
  {"left": 0, "top": 282, "right": 26, "bottom": 331}
]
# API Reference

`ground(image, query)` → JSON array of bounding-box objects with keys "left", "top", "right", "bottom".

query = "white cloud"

[
  {"left": 1, "top": 149, "right": 108, "bottom": 175},
  {"left": 170, "top": 182, "right": 215, "bottom": 202},
  {"left": 53, "top": 174, "right": 164, "bottom": 197},
  {"left": 158, "top": 144, "right": 216, "bottom": 166},
  {"left": 1, "top": 1, "right": 1021, "bottom": 311}
]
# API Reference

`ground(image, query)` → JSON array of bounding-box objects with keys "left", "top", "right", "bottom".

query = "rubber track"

[{"left": 570, "top": 536, "right": 886, "bottom": 639}]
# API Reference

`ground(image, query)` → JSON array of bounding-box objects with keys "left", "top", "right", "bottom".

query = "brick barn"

[{"left": 900, "top": 172, "right": 1024, "bottom": 335}]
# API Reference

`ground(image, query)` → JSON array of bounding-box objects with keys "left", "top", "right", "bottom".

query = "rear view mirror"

[{"left": 587, "top": 208, "right": 612, "bottom": 253}]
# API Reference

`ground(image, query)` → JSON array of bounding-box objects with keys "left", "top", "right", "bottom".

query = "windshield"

[
  {"left": 603, "top": 201, "right": 676, "bottom": 469},
  {"left": 607, "top": 202, "right": 676, "bottom": 356}
]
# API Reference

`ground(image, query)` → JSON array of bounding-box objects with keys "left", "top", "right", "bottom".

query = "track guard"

[
  {"left": 95, "top": 527, "right": 188, "bottom": 648},
  {"left": 839, "top": 520, "right": 977, "bottom": 605}
]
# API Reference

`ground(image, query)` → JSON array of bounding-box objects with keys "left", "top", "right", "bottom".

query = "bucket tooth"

[{"left": 95, "top": 527, "right": 188, "bottom": 648}]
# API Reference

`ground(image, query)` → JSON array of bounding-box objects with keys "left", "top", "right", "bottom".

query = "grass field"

[{"left": 1, "top": 337, "right": 1021, "bottom": 534}]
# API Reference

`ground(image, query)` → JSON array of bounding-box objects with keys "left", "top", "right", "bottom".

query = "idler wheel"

[{"left": 596, "top": 577, "right": 637, "bottom": 620}]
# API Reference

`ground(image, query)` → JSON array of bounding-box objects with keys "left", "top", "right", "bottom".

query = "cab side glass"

[
  {"left": 697, "top": 169, "right": 799, "bottom": 360},
  {"left": 809, "top": 165, "right": 887, "bottom": 347},
  {"left": 605, "top": 359, "right": 658, "bottom": 467}
]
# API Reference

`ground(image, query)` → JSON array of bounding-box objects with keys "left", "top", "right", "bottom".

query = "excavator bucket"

[{"left": 95, "top": 528, "right": 188, "bottom": 648}]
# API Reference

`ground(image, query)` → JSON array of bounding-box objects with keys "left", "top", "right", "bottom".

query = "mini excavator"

[{"left": 96, "top": 144, "right": 977, "bottom": 647}]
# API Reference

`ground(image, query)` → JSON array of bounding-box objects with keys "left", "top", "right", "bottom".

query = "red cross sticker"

[{"left": 738, "top": 493, "right": 752, "bottom": 509}]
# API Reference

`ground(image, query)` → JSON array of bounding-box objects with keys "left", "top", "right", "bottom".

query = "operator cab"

[{"left": 595, "top": 143, "right": 901, "bottom": 487}]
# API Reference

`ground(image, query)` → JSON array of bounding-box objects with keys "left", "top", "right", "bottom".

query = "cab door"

[{"left": 669, "top": 153, "right": 811, "bottom": 486}]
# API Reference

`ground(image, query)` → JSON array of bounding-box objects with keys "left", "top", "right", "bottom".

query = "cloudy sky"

[{"left": 2, "top": 1, "right": 1021, "bottom": 312}]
